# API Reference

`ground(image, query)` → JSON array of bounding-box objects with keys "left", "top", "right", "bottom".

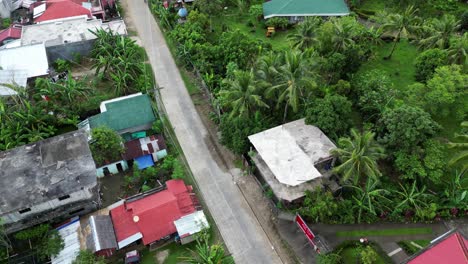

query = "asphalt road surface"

[{"left": 125, "top": 1, "right": 283, "bottom": 263}]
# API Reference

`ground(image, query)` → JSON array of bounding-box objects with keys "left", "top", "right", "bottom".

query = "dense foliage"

[
  {"left": 149, "top": 0, "right": 468, "bottom": 224},
  {"left": 89, "top": 127, "right": 125, "bottom": 165}
]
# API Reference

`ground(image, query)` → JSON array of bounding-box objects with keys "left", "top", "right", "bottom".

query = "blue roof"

[{"left": 135, "top": 154, "right": 154, "bottom": 170}]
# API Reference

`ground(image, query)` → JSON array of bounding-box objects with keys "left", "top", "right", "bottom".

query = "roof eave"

[{"left": 264, "top": 13, "right": 350, "bottom": 19}]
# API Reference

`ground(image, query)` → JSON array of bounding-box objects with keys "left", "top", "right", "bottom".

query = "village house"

[
  {"left": 110, "top": 179, "right": 207, "bottom": 249},
  {"left": 403, "top": 229, "right": 467, "bottom": 264},
  {"left": 0, "top": 24, "right": 21, "bottom": 46},
  {"left": 263, "top": 0, "right": 349, "bottom": 23},
  {"left": 20, "top": 15, "right": 127, "bottom": 61},
  {"left": 0, "top": 130, "right": 99, "bottom": 233},
  {"left": 0, "top": 42, "right": 49, "bottom": 96},
  {"left": 78, "top": 93, "right": 157, "bottom": 140},
  {"left": 248, "top": 118, "right": 338, "bottom": 203},
  {"left": 31, "top": 0, "right": 116, "bottom": 22}
]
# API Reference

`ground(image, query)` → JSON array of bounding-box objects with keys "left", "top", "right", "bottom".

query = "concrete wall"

[
  {"left": 46, "top": 39, "right": 96, "bottom": 63},
  {"left": 96, "top": 160, "right": 129, "bottom": 178},
  {"left": 1, "top": 188, "right": 99, "bottom": 233}
]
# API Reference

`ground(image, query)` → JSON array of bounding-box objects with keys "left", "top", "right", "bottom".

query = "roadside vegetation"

[{"left": 150, "top": 0, "right": 467, "bottom": 226}]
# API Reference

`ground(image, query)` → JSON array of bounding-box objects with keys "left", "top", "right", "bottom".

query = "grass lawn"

[
  {"left": 341, "top": 247, "right": 386, "bottom": 264},
  {"left": 336, "top": 227, "right": 433, "bottom": 237},
  {"left": 141, "top": 242, "right": 196, "bottom": 264},
  {"left": 359, "top": 40, "right": 419, "bottom": 91},
  {"left": 212, "top": 11, "right": 291, "bottom": 51}
]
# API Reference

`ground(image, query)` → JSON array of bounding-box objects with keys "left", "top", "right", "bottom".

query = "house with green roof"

[
  {"left": 78, "top": 93, "right": 157, "bottom": 140},
  {"left": 263, "top": 0, "right": 349, "bottom": 23}
]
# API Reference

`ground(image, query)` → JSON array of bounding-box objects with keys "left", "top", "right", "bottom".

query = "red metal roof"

[
  {"left": 34, "top": 0, "right": 92, "bottom": 23},
  {"left": 123, "top": 134, "right": 166, "bottom": 160},
  {"left": 110, "top": 180, "right": 197, "bottom": 246},
  {"left": 408, "top": 232, "right": 468, "bottom": 264},
  {"left": 0, "top": 26, "right": 22, "bottom": 44}
]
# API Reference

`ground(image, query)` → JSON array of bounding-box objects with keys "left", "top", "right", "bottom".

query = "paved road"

[{"left": 124, "top": 2, "right": 282, "bottom": 263}]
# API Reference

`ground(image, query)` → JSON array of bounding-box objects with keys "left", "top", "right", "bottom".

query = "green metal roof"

[
  {"left": 89, "top": 94, "right": 156, "bottom": 132},
  {"left": 263, "top": 0, "right": 350, "bottom": 19}
]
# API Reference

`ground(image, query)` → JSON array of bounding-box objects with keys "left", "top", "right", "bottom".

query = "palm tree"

[
  {"left": 181, "top": 230, "right": 233, "bottom": 264},
  {"left": 442, "top": 170, "right": 467, "bottom": 209},
  {"left": 288, "top": 17, "right": 321, "bottom": 51},
  {"left": 379, "top": 5, "right": 421, "bottom": 59},
  {"left": 331, "top": 129, "right": 386, "bottom": 185},
  {"left": 266, "top": 50, "right": 316, "bottom": 122},
  {"left": 394, "top": 181, "right": 433, "bottom": 216},
  {"left": 330, "top": 17, "right": 358, "bottom": 54},
  {"left": 447, "top": 33, "right": 468, "bottom": 66},
  {"left": 347, "top": 178, "right": 391, "bottom": 223},
  {"left": 218, "top": 69, "right": 269, "bottom": 119},
  {"left": 418, "top": 15, "right": 460, "bottom": 50},
  {"left": 448, "top": 121, "right": 468, "bottom": 170},
  {"left": 256, "top": 52, "right": 281, "bottom": 86}
]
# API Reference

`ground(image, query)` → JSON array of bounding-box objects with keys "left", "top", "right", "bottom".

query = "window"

[
  {"left": 18, "top": 208, "right": 31, "bottom": 214},
  {"left": 58, "top": 195, "right": 70, "bottom": 201},
  {"left": 69, "top": 208, "right": 84, "bottom": 215}
]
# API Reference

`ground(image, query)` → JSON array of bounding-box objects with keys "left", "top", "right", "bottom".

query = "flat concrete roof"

[
  {"left": 0, "top": 130, "right": 97, "bottom": 214},
  {"left": 0, "top": 43, "right": 49, "bottom": 78},
  {"left": 248, "top": 119, "right": 336, "bottom": 187},
  {"left": 252, "top": 154, "right": 322, "bottom": 202},
  {"left": 21, "top": 17, "right": 127, "bottom": 47}
]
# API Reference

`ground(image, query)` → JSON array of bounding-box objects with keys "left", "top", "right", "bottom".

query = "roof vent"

[{"left": 133, "top": 216, "right": 139, "bottom": 223}]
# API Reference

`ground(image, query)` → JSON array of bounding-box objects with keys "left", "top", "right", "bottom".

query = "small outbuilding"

[
  {"left": 263, "top": 0, "right": 349, "bottom": 23},
  {"left": 248, "top": 118, "right": 338, "bottom": 203},
  {"left": 85, "top": 215, "right": 118, "bottom": 257}
]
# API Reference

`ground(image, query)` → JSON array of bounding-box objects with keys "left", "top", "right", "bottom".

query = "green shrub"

[
  {"left": 54, "top": 59, "right": 71, "bottom": 73},
  {"left": 1, "top": 18, "right": 11, "bottom": 29},
  {"left": 15, "top": 224, "right": 50, "bottom": 240},
  {"left": 414, "top": 49, "right": 448, "bottom": 83},
  {"left": 461, "top": 11, "right": 468, "bottom": 31},
  {"left": 265, "top": 17, "right": 289, "bottom": 30}
]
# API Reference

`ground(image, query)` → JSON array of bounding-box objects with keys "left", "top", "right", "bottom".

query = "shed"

[
  {"left": 51, "top": 218, "right": 81, "bottom": 264},
  {"left": 174, "top": 210, "right": 209, "bottom": 244},
  {"left": 263, "top": 0, "right": 349, "bottom": 22},
  {"left": 86, "top": 215, "right": 118, "bottom": 257}
]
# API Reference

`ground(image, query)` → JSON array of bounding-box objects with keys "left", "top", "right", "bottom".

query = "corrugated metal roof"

[
  {"left": 174, "top": 210, "right": 209, "bottom": 238},
  {"left": 263, "top": 0, "right": 349, "bottom": 19},
  {"left": 88, "top": 94, "right": 156, "bottom": 132},
  {"left": 88, "top": 215, "right": 118, "bottom": 252},
  {"left": 0, "top": 43, "right": 49, "bottom": 78},
  {"left": 0, "top": 69, "right": 28, "bottom": 96},
  {"left": 51, "top": 219, "right": 81, "bottom": 264}
]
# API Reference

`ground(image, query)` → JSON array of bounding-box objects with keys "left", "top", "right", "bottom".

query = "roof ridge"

[
  {"left": 275, "top": 0, "right": 294, "bottom": 14},
  {"left": 455, "top": 232, "right": 468, "bottom": 260}
]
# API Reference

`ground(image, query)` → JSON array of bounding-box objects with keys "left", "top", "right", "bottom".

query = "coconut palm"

[
  {"left": 330, "top": 17, "right": 358, "bottom": 54},
  {"left": 219, "top": 69, "right": 269, "bottom": 119},
  {"left": 447, "top": 33, "right": 468, "bottom": 66},
  {"left": 379, "top": 5, "right": 421, "bottom": 59},
  {"left": 332, "top": 129, "right": 386, "bottom": 185},
  {"left": 448, "top": 121, "right": 468, "bottom": 170},
  {"left": 347, "top": 178, "right": 391, "bottom": 223},
  {"left": 181, "top": 230, "right": 233, "bottom": 264},
  {"left": 394, "top": 181, "right": 433, "bottom": 216},
  {"left": 256, "top": 52, "right": 281, "bottom": 85},
  {"left": 418, "top": 15, "right": 460, "bottom": 50},
  {"left": 266, "top": 50, "right": 316, "bottom": 122},
  {"left": 288, "top": 17, "right": 321, "bottom": 51}
]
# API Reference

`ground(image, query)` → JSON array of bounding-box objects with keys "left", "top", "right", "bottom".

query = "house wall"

[
  {"left": 95, "top": 248, "right": 115, "bottom": 258},
  {"left": 96, "top": 160, "right": 129, "bottom": 178},
  {"left": 117, "top": 124, "right": 153, "bottom": 138},
  {"left": 46, "top": 39, "right": 96, "bottom": 62},
  {"left": 1, "top": 188, "right": 98, "bottom": 233}
]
